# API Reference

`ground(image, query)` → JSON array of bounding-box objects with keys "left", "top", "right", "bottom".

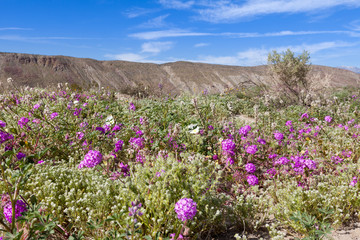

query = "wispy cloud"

[
  {"left": 222, "top": 30, "right": 353, "bottom": 38},
  {"left": 141, "top": 41, "right": 173, "bottom": 53},
  {"left": 130, "top": 28, "right": 359, "bottom": 40},
  {"left": 140, "top": 14, "right": 170, "bottom": 28},
  {"left": 105, "top": 53, "right": 147, "bottom": 62},
  {"left": 348, "top": 20, "right": 360, "bottom": 31},
  {"left": 194, "top": 43, "right": 209, "bottom": 47},
  {"left": 196, "top": 41, "right": 358, "bottom": 66},
  {"left": 158, "top": 0, "right": 195, "bottom": 9},
  {"left": 129, "top": 29, "right": 211, "bottom": 40},
  {"left": 104, "top": 53, "right": 166, "bottom": 63},
  {"left": 0, "top": 35, "right": 100, "bottom": 41},
  {"left": 197, "top": 0, "right": 360, "bottom": 22},
  {"left": 0, "top": 27, "right": 32, "bottom": 31},
  {"left": 124, "top": 7, "right": 157, "bottom": 18}
]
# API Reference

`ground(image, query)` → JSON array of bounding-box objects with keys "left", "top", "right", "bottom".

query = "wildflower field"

[{"left": 0, "top": 85, "right": 360, "bottom": 240}]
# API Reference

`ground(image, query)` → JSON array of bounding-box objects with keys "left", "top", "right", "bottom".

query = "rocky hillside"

[{"left": 0, "top": 52, "right": 359, "bottom": 95}]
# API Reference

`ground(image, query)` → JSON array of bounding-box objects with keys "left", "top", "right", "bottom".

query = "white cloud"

[
  {"left": 348, "top": 20, "right": 360, "bottom": 31},
  {"left": 140, "top": 14, "right": 170, "bottom": 28},
  {"left": 196, "top": 41, "right": 358, "bottom": 66},
  {"left": 124, "top": 8, "right": 156, "bottom": 18},
  {"left": 141, "top": 41, "right": 173, "bottom": 53},
  {"left": 0, "top": 27, "right": 32, "bottom": 31},
  {"left": 158, "top": 0, "right": 195, "bottom": 9},
  {"left": 130, "top": 28, "right": 359, "bottom": 41},
  {"left": 194, "top": 43, "right": 209, "bottom": 47},
  {"left": 223, "top": 30, "right": 351, "bottom": 38},
  {"left": 198, "top": 0, "right": 360, "bottom": 22},
  {"left": 129, "top": 29, "right": 211, "bottom": 40},
  {"left": 105, "top": 53, "right": 147, "bottom": 62},
  {"left": 105, "top": 53, "right": 166, "bottom": 63},
  {"left": 0, "top": 35, "right": 97, "bottom": 41}
]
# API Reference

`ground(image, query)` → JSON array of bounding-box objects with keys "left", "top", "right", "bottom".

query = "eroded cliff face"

[{"left": 0, "top": 52, "right": 359, "bottom": 94}]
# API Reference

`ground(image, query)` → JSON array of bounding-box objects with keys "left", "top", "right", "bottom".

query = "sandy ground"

[
  {"left": 211, "top": 222, "right": 360, "bottom": 239},
  {"left": 330, "top": 222, "right": 360, "bottom": 240}
]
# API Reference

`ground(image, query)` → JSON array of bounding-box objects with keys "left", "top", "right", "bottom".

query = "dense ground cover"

[{"left": 0, "top": 85, "right": 360, "bottom": 239}]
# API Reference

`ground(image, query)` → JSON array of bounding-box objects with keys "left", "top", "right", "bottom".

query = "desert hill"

[{"left": 0, "top": 52, "right": 359, "bottom": 95}]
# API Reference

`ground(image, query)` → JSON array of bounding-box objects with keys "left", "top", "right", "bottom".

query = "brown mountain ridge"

[{"left": 1, "top": 52, "right": 359, "bottom": 95}]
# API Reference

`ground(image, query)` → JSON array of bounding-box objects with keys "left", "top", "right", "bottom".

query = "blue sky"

[{"left": 1, "top": 0, "right": 360, "bottom": 67}]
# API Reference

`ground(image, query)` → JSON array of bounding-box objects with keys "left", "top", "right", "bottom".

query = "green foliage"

[
  {"left": 268, "top": 49, "right": 311, "bottom": 105},
  {"left": 1, "top": 86, "right": 360, "bottom": 239}
]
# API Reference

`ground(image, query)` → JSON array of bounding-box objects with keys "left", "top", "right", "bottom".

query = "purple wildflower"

[
  {"left": 269, "top": 154, "right": 278, "bottom": 159},
  {"left": 136, "top": 130, "right": 144, "bottom": 137},
  {"left": 33, "top": 104, "right": 40, "bottom": 109},
  {"left": 18, "top": 117, "right": 29, "bottom": 128},
  {"left": 350, "top": 177, "right": 358, "bottom": 187},
  {"left": 50, "top": 112, "right": 58, "bottom": 120},
  {"left": 129, "top": 137, "right": 144, "bottom": 150},
  {"left": 239, "top": 125, "right": 251, "bottom": 136},
  {"left": 257, "top": 138, "right": 266, "bottom": 145},
  {"left": 324, "top": 116, "right": 332, "bottom": 123},
  {"left": 128, "top": 201, "right": 143, "bottom": 223},
  {"left": 208, "top": 125, "right": 214, "bottom": 130},
  {"left": 331, "top": 156, "right": 343, "bottom": 164},
  {"left": 114, "top": 139, "right": 124, "bottom": 152},
  {"left": 0, "top": 121, "right": 6, "bottom": 128},
  {"left": 139, "top": 117, "right": 144, "bottom": 125},
  {"left": 245, "top": 163, "right": 256, "bottom": 173},
  {"left": 226, "top": 157, "right": 234, "bottom": 165},
  {"left": 103, "top": 124, "right": 111, "bottom": 132},
  {"left": 78, "top": 150, "right": 102, "bottom": 169},
  {"left": 16, "top": 152, "right": 26, "bottom": 160},
  {"left": 300, "top": 113, "right": 309, "bottom": 119},
  {"left": 0, "top": 131, "right": 14, "bottom": 144},
  {"left": 221, "top": 139, "right": 236, "bottom": 156},
  {"left": 3, "top": 200, "right": 27, "bottom": 223},
  {"left": 80, "top": 122, "right": 88, "bottom": 128},
  {"left": 136, "top": 153, "right": 145, "bottom": 163},
  {"left": 37, "top": 160, "right": 45, "bottom": 165},
  {"left": 96, "top": 127, "right": 105, "bottom": 134},
  {"left": 274, "top": 132, "right": 284, "bottom": 140},
  {"left": 342, "top": 150, "right": 352, "bottom": 158},
  {"left": 285, "top": 120, "right": 292, "bottom": 126},
  {"left": 74, "top": 108, "right": 82, "bottom": 117},
  {"left": 247, "top": 175, "right": 259, "bottom": 186},
  {"left": 246, "top": 145, "right": 258, "bottom": 155},
  {"left": 129, "top": 102, "right": 136, "bottom": 111},
  {"left": 274, "top": 157, "right": 290, "bottom": 165},
  {"left": 112, "top": 124, "right": 122, "bottom": 132},
  {"left": 174, "top": 198, "right": 197, "bottom": 222},
  {"left": 76, "top": 132, "right": 84, "bottom": 140}
]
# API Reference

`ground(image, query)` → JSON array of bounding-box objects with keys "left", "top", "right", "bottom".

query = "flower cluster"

[
  {"left": 3, "top": 200, "right": 27, "bottom": 223},
  {"left": 50, "top": 112, "right": 59, "bottom": 120},
  {"left": 18, "top": 117, "right": 29, "bottom": 128},
  {"left": 114, "top": 139, "right": 124, "bottom": 152},
  {"left": 324, "top": 116, "right": 332, "bottom": 123},
  {"left": 129, "top": 137, "right": 144, "bottom": 150},
  {"left": 78, "top": 150, "right": 102, "bottom": 168},
  {"left": 247, "top": 175, "right": 259, "bottom": 186},
  {"left": 245, "top": 163, "right": 256, "bottom": 173},
  {"left": 274, "top": 132, "right": 284, "bottom": 140},
  {"left": 0, "top": 130, "right": 13, "bottom": 144},
  {"left": 246, "top": 145, "right": 258, "bottom": 155},
  {"left": 129, "top": 200, "right": 143, "bottom": 223},
  {"left": 239, "top": 125, "right": 251, "bottom": 136},
  {"left": 174, "top": 198, "right": 197, "bottom": 222},
  {"left": 221, "top": 139, "right": 236, "bottom": 156}
]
